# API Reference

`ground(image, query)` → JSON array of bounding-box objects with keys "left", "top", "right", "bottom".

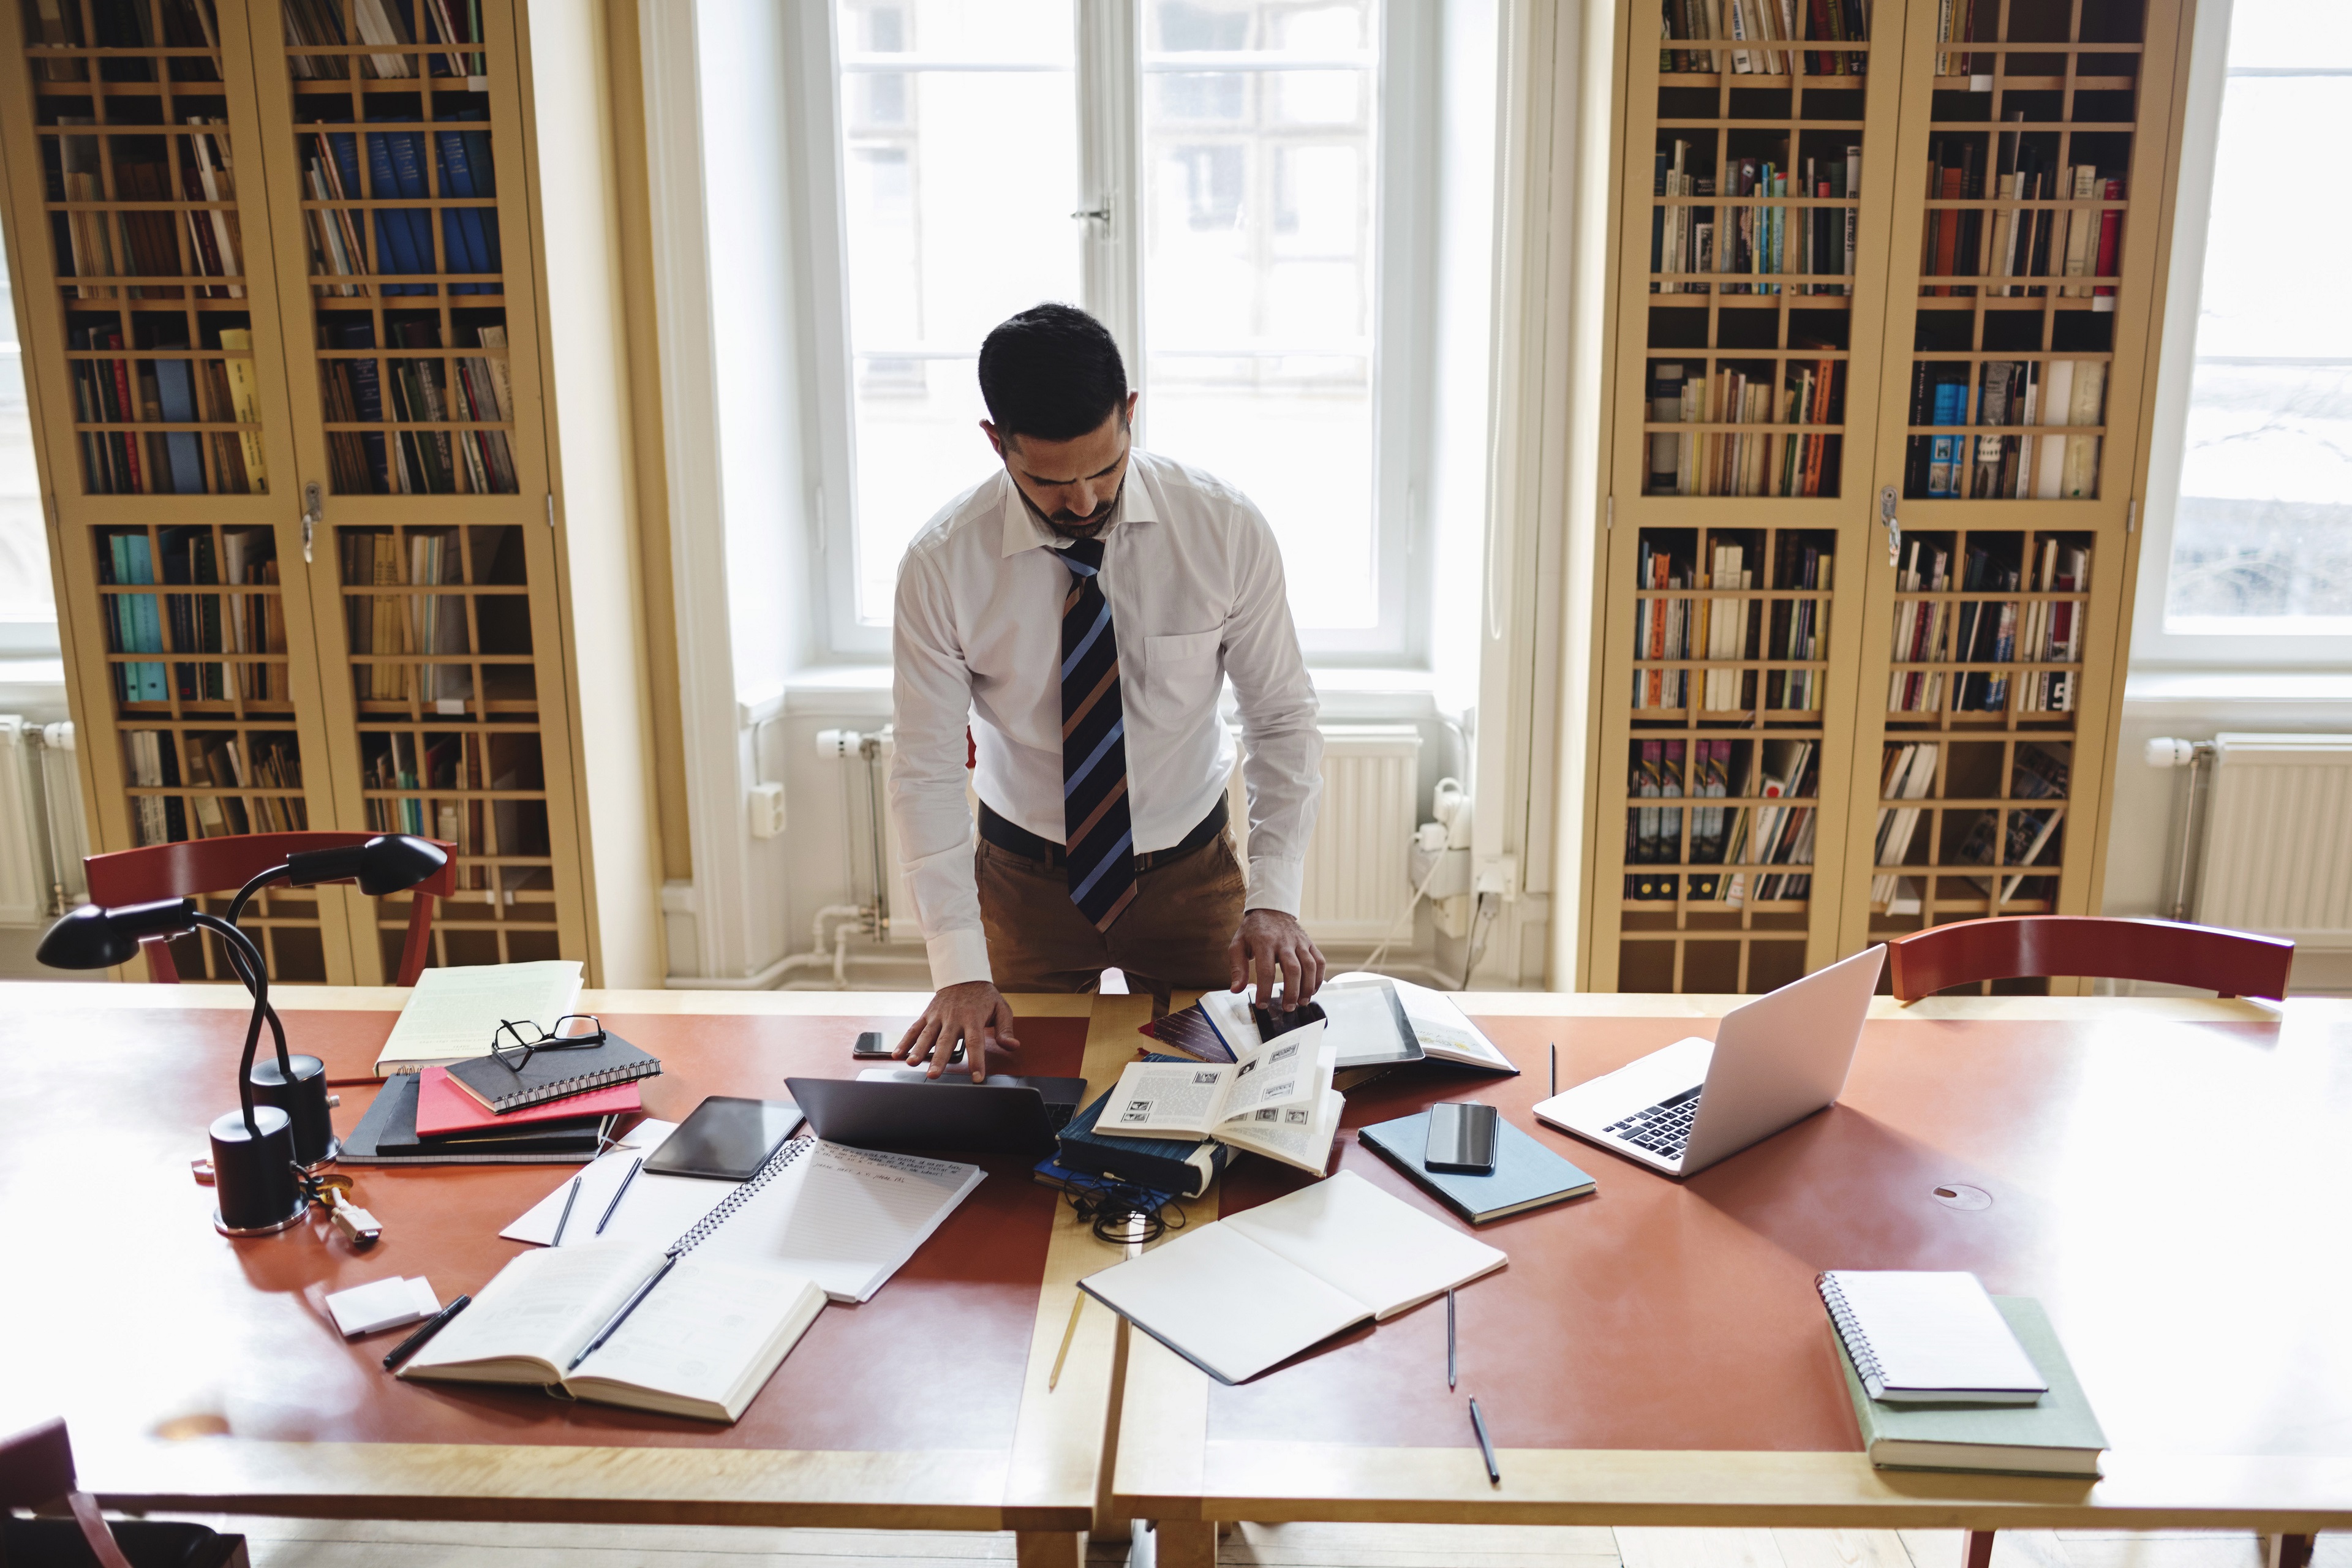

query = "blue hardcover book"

[
  {"left": 375, "top": 115, "right": 443, "bottom": 292},
  {"left": 329, "top": 316, "right": 392, "bottom": 492},
  {"left": 1055, "top": 1057, "right": 1231, "bottom": 1199},
  {"left": 152, "top": 358, "right": 206, "bottom": 493},
  {"left": 434, "top": 108, "right": 495, "bottom": 293},
  {"left": 358, "top": 121, "right": 430, "bottom": 294},
  {"left": 121, "top": 533, "right": 168, "bottom": 701},
  {"left": 1357, "top": 1109, "right": 1596, "bottom": 1225},
  {"left": 1927, "top": 382, "right": 1964, "bottom": 497}
]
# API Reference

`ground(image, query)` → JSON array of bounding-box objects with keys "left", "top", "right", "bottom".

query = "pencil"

[
  {"left": 1469, "top": 1396, "right": 1500, "bottom": 1483},
  {"left": 1446, "top": 1288, "right": 1457, "bottom": 1390},
  {"left": 550, "top": 1173, "right": 582, "bottom": 1247},
  {"left": 1549, "top": 1042, "right": 1556, "bottom": 1098},
  {"left": 1049, "top": 1293, "right": 1086, "bottom": 1390}
]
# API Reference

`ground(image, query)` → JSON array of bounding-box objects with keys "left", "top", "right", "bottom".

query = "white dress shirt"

[{"left": 889, "top": 451, "right": 1324, "bottom": 988}]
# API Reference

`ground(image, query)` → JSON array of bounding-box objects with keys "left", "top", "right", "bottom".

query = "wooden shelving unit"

[
  {"left": 0, "top": 0, "right": 649, "bottom": 984},
  {"left": 1588, "top": 0, "right": 2192, "bottom": 993}
]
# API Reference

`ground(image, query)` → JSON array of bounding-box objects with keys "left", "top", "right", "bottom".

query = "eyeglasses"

[{"left": 489, "top": 1014, "right": 608, "bottom": 1074}]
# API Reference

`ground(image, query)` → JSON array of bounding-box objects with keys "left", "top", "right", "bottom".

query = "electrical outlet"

[
  {"left": 1472, "top": 855, "right": 1518, "bottom": 899},
  {"left": 1433, "top": 894, "right": 1472, "bottom": 939},
  {"left": 748, "top": 781, "right": 786, "bottom": 839}
]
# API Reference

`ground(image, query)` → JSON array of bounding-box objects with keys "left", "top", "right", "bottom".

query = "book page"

[
  {"left": 569, "top": 1254, "right": 824, "bottom": 1417},
  {"left": 1216, "top": 1022, "right": 1322, "bottom": 1117},
  {"left": 1213, "top": 1087, "right": 1343, "bottom": 1175},
  {"left": 1224, "top": 1169, "right": 1507, "bottom": 1320},
  {"left": 689, "top": 1141, "right": 984, "bottom": 1303},
  {"left": 375, "top": 960, "right": 583, "bottom": 1069},
  {"left": 402, "top": 1240, "right": 659, "bottom": 1378},
  {"left": 1079, "top": 1221, "right": 1370, "bottom": 1385},
  {"left": 1100, "top": 1058, "right": 1235, "bottom": 1135}
]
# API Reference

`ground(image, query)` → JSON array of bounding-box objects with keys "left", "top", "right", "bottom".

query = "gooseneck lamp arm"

[
  {"left": 222, "top": 862, "right": 297, "bottom": 1080},
  {"left": 187, "top": 910, "right": 271, "bottom": 1137}
]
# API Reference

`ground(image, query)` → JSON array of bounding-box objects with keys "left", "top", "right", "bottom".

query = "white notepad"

[
  {"left": 1818, "top": 1270, "right": 2049, "bottom": 1404},
  {"left": 1080, "top": 1170, "right": 1507, "bottom": 1384},
  {"left": 375, "top": 960, "right": 584, "bottom": 1074},
  {"left": 690, "top": 1140, "right": 986, "bottom": 1303}
]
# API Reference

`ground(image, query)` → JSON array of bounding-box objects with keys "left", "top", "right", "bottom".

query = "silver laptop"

[{"left": 1534, "top": 944, "right": 1885, "bottom": 1177}]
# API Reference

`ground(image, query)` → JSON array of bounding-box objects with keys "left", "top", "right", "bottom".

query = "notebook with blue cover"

[{"left": 1358, "top": 1109, "right": 1596, "bottom": 1224}]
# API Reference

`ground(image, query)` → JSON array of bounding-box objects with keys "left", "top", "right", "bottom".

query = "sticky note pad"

[{"left": 326, "top": 1276, "right": 441, "bottom": 1338}]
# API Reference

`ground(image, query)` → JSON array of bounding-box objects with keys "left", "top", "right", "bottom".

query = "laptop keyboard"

[{"left": 1604, "top": 1086, "right": 1702, "bottom": 1159}]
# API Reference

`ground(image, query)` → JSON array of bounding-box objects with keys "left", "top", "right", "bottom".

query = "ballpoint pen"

[
  {"left": 1446, "top": 1289, "right": 1457, "bottom": 1390},
  {"left": 566, "top": 1249, "right": 680, "bottom": 1372},
  {"left": 1469, "top": 1396, "right": 1500, "bottom": 1484},
  {"left": 549, "top": 1172, "right": 582, "bottom": 1247},
  {"left": 595, "top": 1155, "right": 644, "bottom": 1235},
  {"left": 382, "top": 1294, "right": 471, "bottom": 1371},
  {"left": 1549, "top": 1042, "right": 1556, "bottom": 1098}
]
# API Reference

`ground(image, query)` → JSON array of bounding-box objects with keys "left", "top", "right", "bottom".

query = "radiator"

[
  {"left": 873, "top": 722, "right": 1425, "bottom": 949},
  {"left": 2197, "top": 733, "right": 2352, "bottom": 951},
  {"left": 0, "top": 718, "right": 86, "bottom": 924}
]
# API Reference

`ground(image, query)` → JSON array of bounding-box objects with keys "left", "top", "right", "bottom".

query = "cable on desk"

[{"left": 1061, "top": 1176, "right": 1187, "bottom": 1246}]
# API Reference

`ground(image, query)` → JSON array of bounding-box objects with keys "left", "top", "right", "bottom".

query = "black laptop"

[{"left": 785, "top": 1070, "right": 1090, "bottom": 1156}]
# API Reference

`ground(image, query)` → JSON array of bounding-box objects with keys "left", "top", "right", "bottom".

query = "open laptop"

[
  {"left": 786, "top": 1069, "right": 1089, "bottom": 1156},
  {"left": 1534, "top": 944, "right": 1885, "bottom": 1177}
]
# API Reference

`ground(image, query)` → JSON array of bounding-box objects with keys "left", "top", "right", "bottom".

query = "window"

[
  {"left": 821, "top": 0, "right": 1433, "bottom": 661},
  {"left": 2138, "top": 0, "right": 2352, "bottom": 665},
  {"left": 0, "top": 230, "right": 59, "bottom": 649}
]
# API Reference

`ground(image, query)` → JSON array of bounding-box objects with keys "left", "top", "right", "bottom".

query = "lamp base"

[
  {"left": 209, "top": 1104, "right": 303, "bottom": 1235},
  {"left": 251, "top": 1052, "right": 336, "bottom": 1169},
  {"left": 213, "top": 1197, "right": 309, "bottom": 1238}
]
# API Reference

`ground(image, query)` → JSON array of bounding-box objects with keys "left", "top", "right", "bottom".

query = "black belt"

[{"left": 978, "top": 794, "right": 1227, "bottom": 873}]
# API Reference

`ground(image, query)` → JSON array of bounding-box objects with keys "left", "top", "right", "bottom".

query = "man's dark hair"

[{"left": 978, "top": 303, "right": 1128, "bottom": 444}]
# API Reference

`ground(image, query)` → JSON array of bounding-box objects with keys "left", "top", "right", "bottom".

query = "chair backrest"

[
  {"left": 0, "top": 1417, "right": 134, "bottom": 1568},
  {"left": 82, "top": 833, "right": 458, "bottom": 986},
  {"left": 1885, "top": 915, "right": 2294, "bottom": 1001}
]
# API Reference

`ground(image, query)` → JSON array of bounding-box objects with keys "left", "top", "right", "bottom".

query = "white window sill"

[
  {"left": 0, "top": 657, "right": 68, "bottom": 720},
  {"left": 2125, "top": 670, "right": 2352, "bottom": 707}
]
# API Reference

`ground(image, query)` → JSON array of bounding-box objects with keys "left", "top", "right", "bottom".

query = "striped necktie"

[{"left": 1058, "top": 537, "right": 1137, "bottom": 930}]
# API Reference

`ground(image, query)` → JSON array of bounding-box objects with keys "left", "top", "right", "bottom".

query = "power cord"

[
  {"left": 1061, "top": 1175, "right": 1188, "bottom": 1246},
  {"left": 1462, "top": 891, "right": 1498, "bottom": 988}
]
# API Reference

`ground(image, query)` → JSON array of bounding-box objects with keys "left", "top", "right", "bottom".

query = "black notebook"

[
  {"left": 444, "top": 1031, "right": 663, "bottom": 1114},
  {"left": 343, "top": 1073, "right": 615, "bottom": 1165}
]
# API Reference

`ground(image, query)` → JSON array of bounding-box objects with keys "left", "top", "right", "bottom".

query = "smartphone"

[
  {"left": 1250, "top": 998, "right": 1327, "bottom": 1039},
  {"left": 854, "top": 1028, "right": 962, "bottom": 1066},
  {"left": 1425, "top": 1102, "right": 1500, "bottom": 1175}
]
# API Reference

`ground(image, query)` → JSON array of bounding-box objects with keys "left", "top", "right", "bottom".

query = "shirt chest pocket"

[{"left": 1145, "top": 628, "right": 1224, "bottom": 712}]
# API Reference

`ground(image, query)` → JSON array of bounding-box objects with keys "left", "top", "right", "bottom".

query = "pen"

[
  {"left": 1446, "top": 1289, "right": 1457, "bottom": 1390},
  {"left": 594, "top": 1156, "right": 644, "bottom": 1235},
  {"left": 549, "top": 1173, "right": 582, "bottom": 1247},
  {"left": 1469, "top": 1396, "right": 1500, "bottom": 1484},
  {"left": 1549, "top": 1042, "right": 1556, "bottom": 1098},
  {"left": 566, "top": 1249, "right": 680, "bottom": 1372},
  {"left": 382, "top": 1294, "right": 471, "bottom": 1371},
  {"left": 1049, "top": 1293, "right": 1086, "bottom": 1391}
]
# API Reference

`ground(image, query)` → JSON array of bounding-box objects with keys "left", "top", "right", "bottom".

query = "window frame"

[
  {"left": 801, "top": 0, "right": 1443, "bottom": 668},
  {"left": 2131, "top": 0, "right": 2352, "bottom": 671}
]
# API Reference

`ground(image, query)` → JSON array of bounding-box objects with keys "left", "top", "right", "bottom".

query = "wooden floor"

[{"left": 134, "top": 1520, "right": 2343, "bottom": 1568}]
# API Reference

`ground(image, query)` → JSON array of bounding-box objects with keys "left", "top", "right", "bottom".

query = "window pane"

[
  {"left": 2163, "top": 17, "right": 2352, "bottom": 633},
  {"left": 0, "top": 232, "right": 54, "bottom": 620},
  {"left": 1142, "top": 1, "right": 1379, "bottom": 631},
  {"left": 837, "top": 0, "right": 1079, "bottom": 623}
]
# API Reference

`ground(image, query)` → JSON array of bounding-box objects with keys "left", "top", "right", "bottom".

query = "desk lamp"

[
  {"left": 214, "top": 834, "right": 448, "bottom": 1169},
  {"left": 37, "top": 899, "right": 306, "bottom": 1234}
]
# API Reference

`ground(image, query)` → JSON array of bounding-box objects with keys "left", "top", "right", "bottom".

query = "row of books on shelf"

[
  {"left": 123, "top": 728, "right": 307, "bottom": 847},
  {"left": 321, "top": 320, "right": 518, "bottom": 495},
  {"left": 1924, "top": 133, "right": 2121, "bottom": 301},
  {"left": 100, "top": 527, "right": 288, "bottom": 705},
  {"left": 1647, "top": 360, "right": 1841, "bottom": 497},
  {"left": 25, "top": 0, "right": 224, "bottom": 76},
  {"left": 300, "top": 116, "right": 500, "bottom": 296},
  {"left": 1909, "top": 359, "right": 2105, "bottom": 500},
  {"left": 1659, "top": 0, "right": 1868, "bottom": 74},
  {"left": 344, "top": 530, "right": 475, "bottom": 704},
  {"left": 1634, "top": 537, "right": 1831, "bottom": 712},
  {"left": 1870, "top": 741, "right": 2067, "bottom": 908},
  {"left": 1626, "top": 737, "right": 1819, "bottom": 903},
  {"left": 1888, "top": 537, "right": 2089, "bottom": 712},
  {"left": 285, "top": 0, "right": 485, "bottom": 83},
  {"left": 50, "top": 119, "right": 242, "bottom": 297},
  {"left": 363, "top": 730, "right": 521, "bottom": 891},
  {"left": 1652, "top": 143, "right": 1859, "bottom": 295},
  {"left": 70, "top": 325, "right": 269, "bottom": 495}
]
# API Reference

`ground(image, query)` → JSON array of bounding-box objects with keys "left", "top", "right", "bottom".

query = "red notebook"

[{"left": 412, "top": 1065, "right": 643, "bottom": 1139}]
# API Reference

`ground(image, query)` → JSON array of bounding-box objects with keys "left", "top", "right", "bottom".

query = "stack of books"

[{"left": 345, "top": 1036, "right": 660, "bottom": 1165}]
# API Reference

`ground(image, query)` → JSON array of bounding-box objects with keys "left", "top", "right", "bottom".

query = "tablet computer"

[{"left": 641, "top": 1095, "right": 804, "bottom": 1180}]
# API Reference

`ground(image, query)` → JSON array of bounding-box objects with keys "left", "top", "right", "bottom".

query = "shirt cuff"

[
  {"left": 1244, "top": 854, "right": 1304, "bottom": 919},
  {"left": 925, "top": 926, "right": 994, "bottom": 990}
]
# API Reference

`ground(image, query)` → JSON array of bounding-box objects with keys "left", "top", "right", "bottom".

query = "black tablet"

[{"left": 642, "top": 1095, "right": 804, "bottom": 1181}]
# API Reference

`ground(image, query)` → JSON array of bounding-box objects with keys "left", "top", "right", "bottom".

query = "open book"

[
  {"left": 1326, "top": 973, "right": 1518, "bottom": 1074},
  {"left": 398, "top": 1238, "right": 824, "bottom": 1422},
  {"left": 1080, "top": 1170, "right": 1507, "bottom": 1384},
  {"left": 1097, "top": 1020, "right": 1324, "bottom": 1138}
]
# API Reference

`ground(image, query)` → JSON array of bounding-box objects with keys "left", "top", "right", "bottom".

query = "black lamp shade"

[
  {"left": 284, "top": 834, "right": 446, "bottom": 896},
  {"left": 36, "top": 897, "right": 195, "bottom": 969}
]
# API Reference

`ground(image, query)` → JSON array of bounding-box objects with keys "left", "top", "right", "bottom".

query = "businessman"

[{"left": 889, "top": 303, "right": 1325, "bottom": 1077}]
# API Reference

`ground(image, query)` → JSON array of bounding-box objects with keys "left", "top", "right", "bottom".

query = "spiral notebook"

[
  {"left": 445, "top": 1030, "right": 662, "bottom": 1114},
  {"left": 1817, "top": 1270, "right": 2049, "bottom": 1405}
]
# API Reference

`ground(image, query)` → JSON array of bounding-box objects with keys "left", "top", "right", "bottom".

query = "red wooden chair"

[
  {"left": 83, "top": 832, "right": 458, "bottom": 986},
  {"left": 1885, "top": 914, "right": 2293, "bottom": 1002},
  {"left": 0, "top": 1417, "right": 129, "bottom": 1568}
]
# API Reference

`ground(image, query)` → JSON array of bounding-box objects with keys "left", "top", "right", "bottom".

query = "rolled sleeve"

[{"left": 889, "top": 549, "right": 991, "bottom": 989}]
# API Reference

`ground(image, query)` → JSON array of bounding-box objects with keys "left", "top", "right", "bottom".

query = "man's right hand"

[{"left": 895, "top": 980, "right": 1020, "bottom": 1081}]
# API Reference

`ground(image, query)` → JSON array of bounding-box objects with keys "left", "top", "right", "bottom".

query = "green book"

[{"left": 1834, "top": 1296, "right": 2106, "bottom": 1477}]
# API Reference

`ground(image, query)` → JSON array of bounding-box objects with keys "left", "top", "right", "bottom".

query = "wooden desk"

[
  {"left": 0, "top": 984, "right": 1138, "bottom": 1568},
  {"left": 1105, "top": 994, "right": 2352, "bottom": 1565}
]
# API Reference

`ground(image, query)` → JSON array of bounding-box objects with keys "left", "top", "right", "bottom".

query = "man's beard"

[{"left": 1031, "top": 474, "right": 1126, "bottom": 539}]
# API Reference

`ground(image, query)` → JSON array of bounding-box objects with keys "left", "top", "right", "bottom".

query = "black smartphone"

[
  {"left": 852, "top": 1030, "right": 891, "bottom": 1058},
  {"left": 1425, "top": 1102, "right": 1501, "bottom": 1175},
  {"left": 1250, "top": 998, "right": 1327, "bottom": 1039}
]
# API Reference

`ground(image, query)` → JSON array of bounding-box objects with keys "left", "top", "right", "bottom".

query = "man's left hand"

[{"left": 1227, "top": 908, "right": 1326, "bottom": 1009}]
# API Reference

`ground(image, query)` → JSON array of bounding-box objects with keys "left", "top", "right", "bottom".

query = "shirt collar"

[{"left": 995, "top": 454, "right": 1159, "bottom": 557}]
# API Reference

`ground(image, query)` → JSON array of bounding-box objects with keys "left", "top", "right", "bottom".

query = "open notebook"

[
  {"left": 1080, "top": 1170, "right": 1506, "bottom": 1384},
  {"left": 402, "top": 1139, "right": 983, "bottom": 1419}
]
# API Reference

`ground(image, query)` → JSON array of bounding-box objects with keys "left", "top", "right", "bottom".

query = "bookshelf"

[
  {"left": 0, "top": 0, "right": 650, "bottom": 984},
  {"left": 1588, "top": 0, "right": 2190, "bottom": 993}
]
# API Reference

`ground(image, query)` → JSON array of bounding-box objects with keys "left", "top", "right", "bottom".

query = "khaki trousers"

[{"left": 976, "top": 831, "right": 1248, "bottom": 1008}]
